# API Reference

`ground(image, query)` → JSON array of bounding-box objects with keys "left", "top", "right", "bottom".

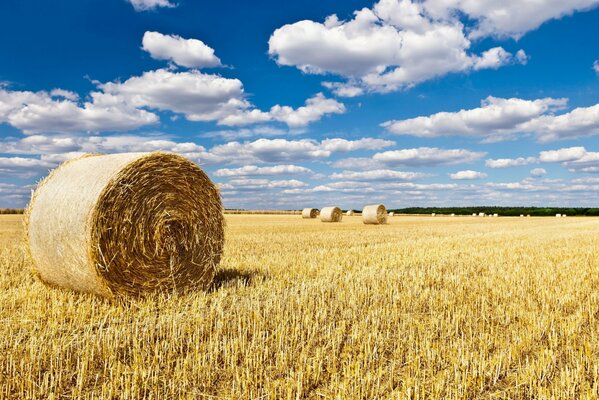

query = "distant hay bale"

[
  {"left": 472, "top": 213, "right": 477, "bottom": 217},
  {"left": 389, "top": 212, "right": 395, "bottom": 217},
  {"left": 520, "top": 214, "right": 524, "bottom": 217},
  {"left": 478, "top": 212, "right": 486, "bottom": 217},
  {"left": 320, "top": 206, "right": 343, "bottom": 222},
  {"left": 362, "top": 204, "right": 387, "bottom": 225},
  {"left": 302, "top": 208, "right": 318, "bottom": 218},
  {"left": 556, "top": 213, "right": 562, "bottom": 217},
  {"left": 25, "top": 152, "right": 224, "bottom": 299},
  {"left": 562, "top": 214, "right": 567, "bottom": 217},
  {"left": 451, "top": 213, "right": 455, "bottom": 217},
  {"left": 431, "top": 213, "right": 436, "bottom": 217},
  {"left": 493, "top": 213, "right": 499, "bottom": 217},
  {"left": 346, "top": 210, "right": 354, "bottom": 216}
]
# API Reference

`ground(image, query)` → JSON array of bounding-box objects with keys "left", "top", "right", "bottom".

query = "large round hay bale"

[
  {"left": 362, "top": 204, "right": 387, "bottom": 225},
  {"left": 320, "top": 206, "right": 343, "bottom": 222},
  {"left": 25, "top": 152, "right": 224, "bottom": 299},
  {"left": 302, "top": 208, "right": 318, "bottom": 218}
]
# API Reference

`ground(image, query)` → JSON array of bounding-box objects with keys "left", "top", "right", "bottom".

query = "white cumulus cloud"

[
  {"left": 127, "top": 0, "right": 176, "bottom": 12},
  {"left": 485, "top": 157, "right": 538, "bottom": 168},
  {"left": 142, "top": 31, "right": 221, "bottom": 68},
  {"left": 214, "top": 165, "right": 313, "bottom": 177},
  {"left": 530, "top": 168, "right": 547, "bottom": 177},
  {"left": 268, "top": 0, "right": 529, "bottom": 94},
  {"left": 330, "top": 169, "right": 428, "bottom": 181},
  {"left": 373, "top": 147, "right": 486, "bottom": 167},
  {"left": 382, "top": 96, "right": 568, "bottom": 142},
  {"left": 449, "top": 170, "right": 487, "bottom": 180}
]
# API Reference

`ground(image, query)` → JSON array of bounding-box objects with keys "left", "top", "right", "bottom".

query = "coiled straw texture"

[
  {"left": 362, "top": 204, "right": 387, "bottom": 225},
  {"left": 320, "top": 207, "right": 343, "bottom": 222},
  {"left": 25, "top": 152, "right": 224, "bottom": 299},
  {"left": 302, "top": 208, "right": 318, "bottom": 218}
]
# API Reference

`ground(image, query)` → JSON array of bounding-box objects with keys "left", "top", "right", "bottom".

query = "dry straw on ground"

[
  {"left": 320, "top": 207, "right": 343, "bottom": 222},
  {"left": 302, "top": 208, "right": 318, "bottom": 218},
  {"left": 362, "top": 204, "right": 387, "bottom": 224},
  {"left": 25, "top": 152, "right": 224, "bottom": 299}
]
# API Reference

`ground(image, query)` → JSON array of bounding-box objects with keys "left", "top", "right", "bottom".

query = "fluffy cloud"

[
  {"left": 373, "top": 147, "right": 485, "bottom": 167},
  {"left": 223, "top": 93, "right": 345, "bottom": 128},
  {"left": 485, "top": 157, "right": 537, "bottom": 168},
  {"left": 422, "top": 0, "right": 599, "bottom": 39},
  {"left": 268, "top": 0, "right": 527, "bottom": 94},
  {"left": 530, "top": 168, "right": 547, "bottom": 177},
  {"left": 0, "top": 87, "right": 158, "bottom": 134},
  {"left": 208, "top": 137, "right": 393, "bottom": 165},
  {"left": 382, "top": 96, "right": 568, "bottom": 141},
  {"left": 520, "top": 103, "right": 599, "bottom": 142},
  {"left": 127, "top": 0, "right": 176, "bottom": 12},
  {"left": 330, "top": 169, "right": 428, "bottom": 181},
  {"left": 538, "top": 147, "right": 587, "bottom": 163},
  {"left": 142, "top": 31, "right": 221, "bottom": 68},
  {"left": 214, "top": 164, "right": 313, "bottom": 177},
  {"left": 100, "top": 70, "right": 343, "bottom": 128},
  {"left": 267, "top": 94, "right": 345, "bottom": 128},
  {"left": 0, "top": 156, "right": 55, "bottom": 178},
  {"left": 594, "top": 60, "right": 599, "bottom": 75},
  {"left": 225, "top": 179, "right": 308, "bottom": 190},
  {"left": 449, "top": 170, "right": 487, "bottom": 180},
  {"left": 0, "top": 33, "right": 343, "bottom": 135}
]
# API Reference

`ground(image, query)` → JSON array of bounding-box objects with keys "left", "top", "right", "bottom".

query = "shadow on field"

[{"left": 209, "top": 268, "right": 263, "bottom": 291}]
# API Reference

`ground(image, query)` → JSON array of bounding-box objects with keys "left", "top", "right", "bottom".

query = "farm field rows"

[{"left": 2, "top": 214, "right": 599, "bottom": 399}]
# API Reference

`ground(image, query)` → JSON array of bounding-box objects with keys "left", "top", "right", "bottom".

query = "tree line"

[{"left": 390, "top": 207, "right": 599, "bottom": 216}]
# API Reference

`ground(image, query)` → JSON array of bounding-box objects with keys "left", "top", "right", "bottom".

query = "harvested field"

[{"left": 2, "top": 214, "right": 599, "bottom": 398}]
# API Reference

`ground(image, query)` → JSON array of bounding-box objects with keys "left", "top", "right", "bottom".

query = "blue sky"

[{"left": 1, "top": 0, "right": 598, "bottom": 209}]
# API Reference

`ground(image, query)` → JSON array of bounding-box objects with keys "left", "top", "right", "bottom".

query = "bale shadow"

[{"left": 209, "top": 268, "right": 263, "bottom": 292}]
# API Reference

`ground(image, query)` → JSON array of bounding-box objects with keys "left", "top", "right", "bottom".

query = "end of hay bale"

[
  {"left": 302, "top": 208, "right": 318, "bottom": 218},
  {"left": 320, "top": 206, "right": 343, "bottom": 222},
  {"left": 362, "top": 204, "right": 387, "bottom": 224},
  {"left": 26, "top": 152, "right": 224, "bottom": 299}
]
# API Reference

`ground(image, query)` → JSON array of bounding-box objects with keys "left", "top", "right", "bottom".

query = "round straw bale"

[
  {"left": 302, "top": 208, "right": 318, "bottom": 218},
  {"left": 362, "top": 204, "right": 387, "bottom": 225},
  {"left": 25, "top": 152, "right": 224, "bottom": 299},
  {"left": 389, "top": 212, "right": 395, "bottom": 217},
  {"left": 346, "top": 210, "right": 354, "bottom": 216},
  {"left": 320, "top": 206, "right": 343, "bottom": 222}
]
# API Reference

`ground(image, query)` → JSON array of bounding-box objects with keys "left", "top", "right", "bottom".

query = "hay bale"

[
  {"left": 478, "top": 212, "right": 486, "bottom": 217},
  {"left": 450, "top": 213, "right": 455, "bottom": 216},
  {"left": 302, "top": 208, "right": 318, "bottom": 218},
  {"left": 556, "top": 213, "right": 562, "bottom": 217},
  {"left": 362, "top": 204, "right": 387, "bottom": 225},
  {"left": 493, "top": 213, "right": 499, "bottom": 217},
  {"left": 472, "top": 213, "right": 477, "bottom": 217},
  {"left": 389, "top": 212, "right": 395, "bottom": 217},
  {"left": 25, "top": 152, "right": 224, "bottom": 299},
  {"left": 520, "top": 214, "right": 524, "bottom": 217},
  {"left": 431, "top": 213, "right": 436, "bottom": 217},
  {"left": 346, "top": 210, "right": 354, "bottom": 216},
  {"left": 320, "top": 206, "right": 343, "bottom": 222}
]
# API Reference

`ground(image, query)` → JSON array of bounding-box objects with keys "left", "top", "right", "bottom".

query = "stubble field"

[{"left": 1, "top": 214, "right": 599, "bottom": 399}]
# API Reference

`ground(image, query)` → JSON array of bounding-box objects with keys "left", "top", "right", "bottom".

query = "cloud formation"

[
  {"left": 268, "top": 0, "right": 532, "bottom": 94},
  {"left": 449, "top": 170, "right": 487, "bottom": 180},
  {"left": 383, "top": 96, "right": 599, "bottom": 142},
  {"left": 142, "top": 31, "right": 221, "bottom": 68},
  {"left": 128, "top": 0, "right": 176, "bottom": 12}
]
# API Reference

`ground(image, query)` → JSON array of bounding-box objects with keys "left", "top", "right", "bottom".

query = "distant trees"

[{"left": 391, "top": 207, "right": 599, "bottom": 216}]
